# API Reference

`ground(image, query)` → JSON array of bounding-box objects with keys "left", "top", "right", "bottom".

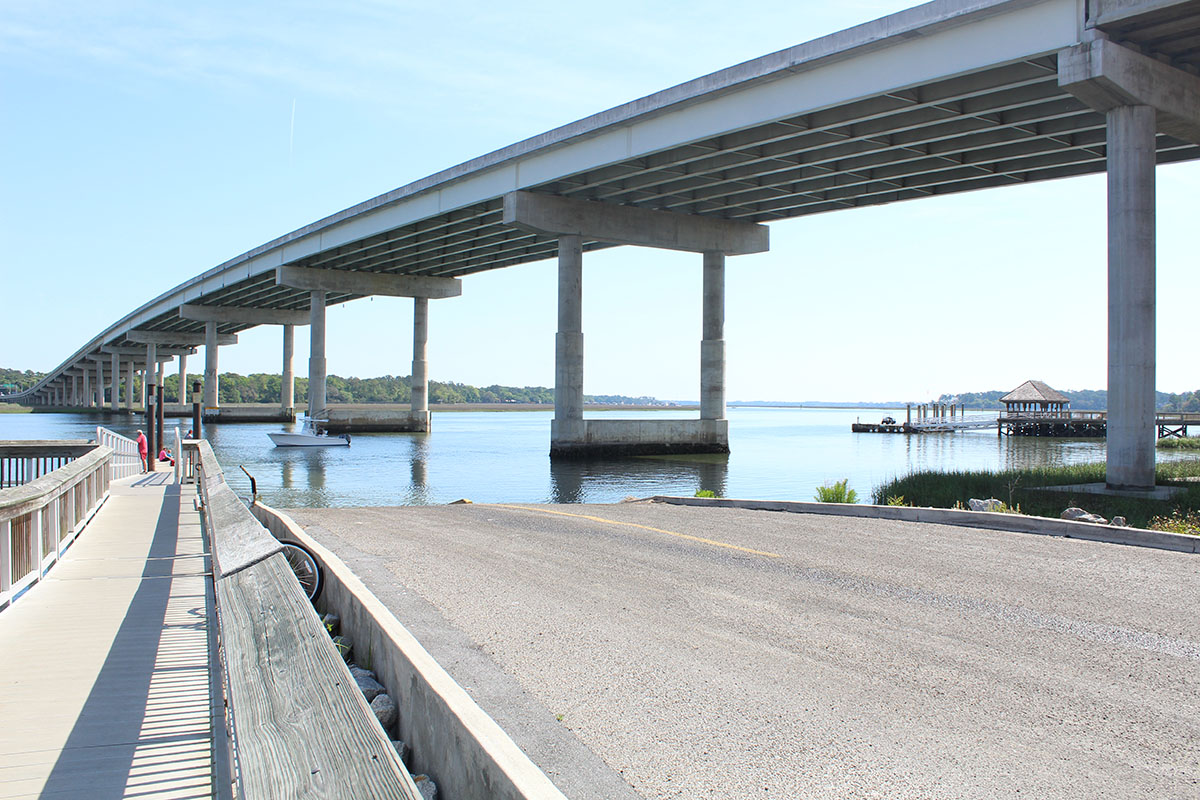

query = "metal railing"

[{"left": 0, "top": 444, "right": 112, "bottom": 609}]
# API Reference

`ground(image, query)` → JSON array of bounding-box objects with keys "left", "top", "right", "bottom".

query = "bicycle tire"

[{"left": 279, "top": 541, "right": 323, "bottom": 603}]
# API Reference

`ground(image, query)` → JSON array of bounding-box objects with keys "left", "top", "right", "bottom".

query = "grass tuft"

[{"left": 815, "top": 479, "right": 858, "bottom": 504}]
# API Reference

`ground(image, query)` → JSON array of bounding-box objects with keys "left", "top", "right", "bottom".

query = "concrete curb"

[
  {"left": 650, "top": 496, "right": 1200, "bottom": 554},
  {"left": 251, "top": 503, "right": 569, "bottom": 800}
]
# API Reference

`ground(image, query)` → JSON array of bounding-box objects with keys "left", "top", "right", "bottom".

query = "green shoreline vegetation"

[
  {"left": 872, "top": 461, "right": 1200, "bottom": 533},
  {"left": 1, "top": 368, "right": 668, "bottom": 408}
]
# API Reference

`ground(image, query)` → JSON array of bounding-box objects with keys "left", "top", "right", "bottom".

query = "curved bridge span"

[{"left": 14, "top": 0, "right": 1200, "bottom": 485}]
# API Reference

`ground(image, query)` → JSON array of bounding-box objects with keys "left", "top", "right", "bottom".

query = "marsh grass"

[
  {"left": 873, "top": 460, "right": 1200, "bottom": 529},
  {"left": 1157, "top": 437, "right": 1200, "bottom": 450}
]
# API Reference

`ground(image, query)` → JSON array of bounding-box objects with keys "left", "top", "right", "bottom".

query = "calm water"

[{"left": 2, "top": 407, "right": 1188, "bottom": 507}]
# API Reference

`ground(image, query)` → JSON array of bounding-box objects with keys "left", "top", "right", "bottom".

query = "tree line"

[{"left": 1, "top": 367, "right": 660, "bottom": 406}]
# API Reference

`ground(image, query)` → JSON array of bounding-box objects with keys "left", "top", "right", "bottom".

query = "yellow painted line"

[{"left": 493, "top": 504, "right": 781, "bottom": 558}]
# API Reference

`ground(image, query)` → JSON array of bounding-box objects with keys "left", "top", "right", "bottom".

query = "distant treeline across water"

[{"left": 0, "top": 367, "right": 662, "bottom": 407}]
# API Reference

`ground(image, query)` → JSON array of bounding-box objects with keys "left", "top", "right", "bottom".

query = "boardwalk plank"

[{"left": 0, "top": 477, "right": 213, "bottom": 799}]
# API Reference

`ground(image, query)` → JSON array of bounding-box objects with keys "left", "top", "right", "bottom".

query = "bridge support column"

[
  {"left": 410, "top": 297, "right": 430, "bottom": 431},
  {"left": 204, "top": 322, "right": 219, "bottom": 412},
  {"left": 282, "top": 324, "right": 295, "bottom": 415},
  {"left": 1106, "top": 104, "right": 1157, "bottom": 490},
  {"left": 552, "top": 235, "right": 585, "bottom": 447},
  {"left": 1059, "top": 38, "right": 1200, "bottom": 489},
  {"left": 308, "top": 290, "right": 327, "bottom": 420},
  {"left": 177, "top": 354, "right": 187, "bottom": 404},
  {"left": 700, "top": 252, "right": 726, "bottom": 422},
  {"left": 125, "top": 362, "right": 134, "bottom": 411},
  {"left": 94, "top": 360, "right": 104, "bottom": 410},
  {"left": 110, "top": 353, "right": 120, "bottom": 413},
  {"left": 82, "top": 370, "right": 90, "bottom": 409}
]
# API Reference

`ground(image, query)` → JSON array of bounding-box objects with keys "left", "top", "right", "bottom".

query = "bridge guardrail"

[
  {"left": 187, "top": 438, "right": 421, "bottom": 799},
  {"left": 0, "top": 443, "right": 112, "bottom": 609}
]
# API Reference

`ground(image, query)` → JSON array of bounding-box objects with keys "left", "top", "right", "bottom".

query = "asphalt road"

[{"left": 284, "top": 502, "right": 1200, "bottom": 800}]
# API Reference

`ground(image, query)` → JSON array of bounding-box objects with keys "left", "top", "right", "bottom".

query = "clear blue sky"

[{"left": 3, "top": 1, "right": 1197, "bottom": 403}]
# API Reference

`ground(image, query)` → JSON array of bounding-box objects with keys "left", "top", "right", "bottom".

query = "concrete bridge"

[{"left": 10, "top": 0, "right": 1200, "bottom": 488}]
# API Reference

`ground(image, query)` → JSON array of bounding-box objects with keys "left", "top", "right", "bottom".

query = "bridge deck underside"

[{"left": 125, "top": 58, "right": 1200, "bottom": 345}]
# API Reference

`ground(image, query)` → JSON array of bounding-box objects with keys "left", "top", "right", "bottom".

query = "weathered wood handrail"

[
  {"left": 188, "top": 439, "right": 420, "bottom": 799},
  {"left": 0, "top": 444, "right": 112, "bottom": 609},
  {"left": 96, "top": 427, "right": 142, "bottom": 482}
]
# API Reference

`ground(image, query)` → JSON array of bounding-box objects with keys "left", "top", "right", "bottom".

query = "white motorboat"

[{"left": 268, "top": 421, "right": 351, "bottom": 447}]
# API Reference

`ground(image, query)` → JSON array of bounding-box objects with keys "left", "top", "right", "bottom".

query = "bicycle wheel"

[{"left": 280, "top": 542, "right": 323, "bottom": 603}]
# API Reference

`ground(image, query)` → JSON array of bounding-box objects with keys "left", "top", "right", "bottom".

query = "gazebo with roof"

[{"left": 1000, "top": 380, "right": 1070, "bottom": 417}]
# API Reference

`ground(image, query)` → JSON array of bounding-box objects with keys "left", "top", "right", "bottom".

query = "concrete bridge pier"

[
  {"left": 411, "top": 297, "right": 430, "bottom": 431},
  {"left": 92, "top": 358, "right": 104, "bottom": 409},
  {"left": 176, "top": 354, "right": 187, "bottom": 403},
  {"left": 282, "top": 324, "right": 295, "bottom": 416},
  {"left": 1060, "top": 37, "right": 1200, "bottom": 490},
  {"left": 700, "top": 251, "right": 726, "bottom": 425},
  {"left": 308, "top": 290, "right": 327, "bottom": 420},
  {"left": 180, "top": 304, "right": 300, "bottom": 421},
  {"left": 204, "top": 321, "right": 220, "bottom": 412},
  {"left": 275, "top": 265, "right": 461, "bottom": 433},
  {"left": 1106, "top": 104, "right": 1156, "bottom": 490},
  {"left": 82, "top": 368, "right": 90, "bottom": 410},
  {"left": 553, "top": 235, "right": 585, "bottom": 445},
  {"left": 110, "top": 352, "right": 120, "bottom": 413},
  {"left": 125, "top": 361, "right": 134, "bottom": 411},
  {"left": 503, "top": 191, "right": 767, "bottom": 458}
]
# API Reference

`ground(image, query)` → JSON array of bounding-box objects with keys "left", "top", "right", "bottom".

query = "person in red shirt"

[{"left": 136, "top": 430, "right": 148, "bottom": 472}]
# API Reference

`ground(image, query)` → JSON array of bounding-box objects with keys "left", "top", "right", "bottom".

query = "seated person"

[{"left": 158, "top": 447, "right": 175, "bottom": 467}]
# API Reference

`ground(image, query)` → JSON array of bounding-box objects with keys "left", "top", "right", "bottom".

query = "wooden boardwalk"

[{"left": 0, "top": 472, "right": 213, "bottom": 799}]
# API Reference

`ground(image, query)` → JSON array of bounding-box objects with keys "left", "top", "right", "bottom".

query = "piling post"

[{"left": 192, "top": 380, "right": 202, "bottom": 439}]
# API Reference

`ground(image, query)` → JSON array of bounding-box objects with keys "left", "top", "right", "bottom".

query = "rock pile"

[
  {"left": 321, "top": 613, "right": 438, "bottom": 799},
  {"left": 1060, "top": 507, "right": 1126, "bottom": 526}
]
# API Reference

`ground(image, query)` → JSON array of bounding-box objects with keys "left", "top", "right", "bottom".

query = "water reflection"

[
  {"left": 549, "top": 453, "right": 728, "bottom": 503},
  {"left": 404, "top": 435, "right": 432, "bottom": 505}
]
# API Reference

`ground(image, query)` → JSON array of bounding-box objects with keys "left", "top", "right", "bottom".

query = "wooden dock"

[
  {"left": 853, "top": 410, "right": 1200, "bottom": 437},
  {"left": 0, "top": 472, "right": 213, "bottom": 799}
]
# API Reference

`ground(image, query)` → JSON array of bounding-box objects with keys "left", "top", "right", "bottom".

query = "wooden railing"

[
  {"left": 188, "top": 439, "right": 420, "bottom": 799},
  {"left": 96, "top": 427, "right": 142, "bottom": 481},
  {"left": 0, "top": 444, "right": 112, "bottom": 609}
]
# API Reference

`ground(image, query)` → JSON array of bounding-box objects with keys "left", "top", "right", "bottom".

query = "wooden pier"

[{"left": 853, "top": 409, "right": 1200, "bottom": 437}]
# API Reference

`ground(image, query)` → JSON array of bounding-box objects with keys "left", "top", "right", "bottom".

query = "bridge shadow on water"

[{"left": 39, "top": 486, "right": 212, "bottom": 799}]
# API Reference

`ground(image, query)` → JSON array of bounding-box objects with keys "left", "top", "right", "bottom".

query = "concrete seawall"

[{"left": 250, "top": 502, "right": 568, "bottom": 800}]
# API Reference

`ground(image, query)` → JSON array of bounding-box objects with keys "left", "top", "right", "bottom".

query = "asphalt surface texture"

[{"left": 284, "top": 501, "right": 1200, "bottom": 800}]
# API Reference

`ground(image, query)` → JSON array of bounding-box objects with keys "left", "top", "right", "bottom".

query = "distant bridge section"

[{"left": 12, "top": 0, "right": 1200, "bottom": 484}]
